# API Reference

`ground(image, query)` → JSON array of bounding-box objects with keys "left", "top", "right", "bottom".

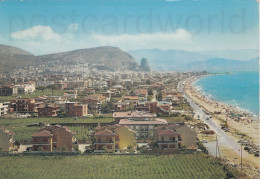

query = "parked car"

[
  {"left": 202, "top": 130, "right": 215, "bottom": 134},
  {"left": 201, "top": 139, "right": 208, "bottom": 143}
]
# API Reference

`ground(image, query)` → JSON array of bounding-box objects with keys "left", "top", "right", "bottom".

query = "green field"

[
  {"left": 0, "top": 90, "right": 65, "bottom": 102},
  {"left": 0, "top": 154, "right": 232, "bottom": 179},
  {"left": 0, "top": 116, "right": 114, "bottom": 142}
]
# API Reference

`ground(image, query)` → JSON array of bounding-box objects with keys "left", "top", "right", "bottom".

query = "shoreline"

[
  {"left": 192, "top": 74, "right": 258, "bottom": 120},
  {"left": 184, "top": 75, "right": 259, "bottom": 145}
]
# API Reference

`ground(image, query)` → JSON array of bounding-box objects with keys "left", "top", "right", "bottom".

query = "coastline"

[
  {"left": 184, "top": 75, "right": 259, "bottom": 145},
  {"left": 192, "top": 74, "right": 258, "bottom": 120}
]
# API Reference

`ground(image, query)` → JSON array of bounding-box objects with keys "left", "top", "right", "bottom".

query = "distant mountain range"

[
  {"left": 129, "top": 49, "right": 259, "bottom": 71},
  {"left": 0, "top": 44, "right": 258, "bottom": 73}
]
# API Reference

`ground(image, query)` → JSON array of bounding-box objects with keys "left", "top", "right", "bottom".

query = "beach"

[{"left": 185, "top": 75, "right": 259, "bottom": 144}]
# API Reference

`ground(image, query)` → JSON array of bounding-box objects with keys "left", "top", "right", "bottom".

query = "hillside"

[
  {"left": 180, "top": 57, "right": 259, "bottom": 72},
  {"left": 37, "top": 46, "right": 139, "bottom": 71},
  {"left": 0, "top": 44, "right": 35, "bottom": 73}
]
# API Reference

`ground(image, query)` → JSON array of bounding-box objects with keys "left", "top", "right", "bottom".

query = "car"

[
  {"left": 201, "top": 139, "right": 208, "bottom": 143},
  {"left": 202, "top": 130, "right": 215, "bottom": 134},
  {"left": 206, "top": 118, "right": 209, "bottom": 120}
]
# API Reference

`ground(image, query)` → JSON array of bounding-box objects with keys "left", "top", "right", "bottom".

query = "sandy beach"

[{"left": 184, "top": 75, "right": 259, "bottom": 145}]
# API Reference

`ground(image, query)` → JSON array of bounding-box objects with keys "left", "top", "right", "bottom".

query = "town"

[{"left": 0, "top": 64, "right": 206, "bottom": 154}]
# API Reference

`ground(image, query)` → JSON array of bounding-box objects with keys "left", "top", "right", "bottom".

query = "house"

[
  {"left": 135, "top": 101, "right": 172, "bottom": 115},
  {"left": 114, "top": 111, "right": 167, "bottom": 140},
  {"left": 83, "top": 96, "right": 102, "bottom": 114},
  {"left": 155, "top": 127, "right": 181, "bottom": 150},
  {"left": 0, "top": 103, "right": 8, "bottom": 116},
  {"left": 156, "top": 123, "right": 197, "bottom": 148},
  {"left": 64, "top": 90, "right": 78, "bottom": 99},
  {"left": 38, "top": 104, "right": 60, "bottom": 117},
  {"left": 0, "top": 126, "right": 14, "bottom": 152},
  {"left": 94, "top": 124, "right": 136, "bottom": 153},
  {"left": 11, "top": 98, "right": 39, "bottom": 112},
  {"left": 122, "top": 96, "right": 139, "bottom": 104},
  {"left": 119, "top": 118, "right": 168, "bottom": 140},
  {"left": 31, "top": 125, "right": 75, "bottom": 152},
  {"left": 65, "top": 102, "right": 88, "bottom": 117}
]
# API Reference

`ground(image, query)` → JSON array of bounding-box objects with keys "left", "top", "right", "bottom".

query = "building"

[
  {"left": 114, "top": 111, "right": 167, "bottom": 140},
  {"left": 0, "top": 103, "right": 8, "bottom": 116},
  {"left": 113, "top": 111, "right": 157, "bottom": 123},
  {"left": 156, "top": 123, "right": 196, "bottom": 148},
  {"left": 38, "top": 104, "right": 60, "bottom": 117},
  {"left": 83, "top": 96, "right": 102, "bottom": 114},
  {"left": 31, "top": 125, "right": 75, "bottom": 152},
  {"left": 0, "top": 126, "right": 14, "bottom": 152},
  {"left": 94, "top": 124, "right": 136, "bottom": 153},
  {"left": 64, "top": 90, "right": 78, "bottom": 99},
  {"left": 65, "top": 102, "right": 88, "bottom": 117},
  {"left": 0, "top": 86, "right": 18, "bottom": 96},
  {"left": 11, "top": 98, "right": 38, "bottom": 112},
  {"left": 155, "top": 127, "right": 181, "bottom": 150}
]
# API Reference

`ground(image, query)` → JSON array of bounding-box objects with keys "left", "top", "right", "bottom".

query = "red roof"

[
  {"left": 158, "top": 129, "right": 178, "bottom": 136},
  {"left": 95, "top": 129, "right": 116, "bottom": 136},
  {"left": 32, "top": 130, "right": 53, "bottom": 137},
  {"left": 119, "top": 119, "right": 167, "bottom": 125}
]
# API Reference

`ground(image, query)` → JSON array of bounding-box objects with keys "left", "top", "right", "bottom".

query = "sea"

[{"left": 194, "top": 71, "right": 259, "bottom": 116}]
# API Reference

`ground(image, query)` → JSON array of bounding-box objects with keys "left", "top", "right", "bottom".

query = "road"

[{"left": 177, "top": 79, "right": 241, "bottom": 156}]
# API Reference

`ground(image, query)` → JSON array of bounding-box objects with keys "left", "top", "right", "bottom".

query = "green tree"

[
  {"left": 36, "top": 86, "right": 46, "bottom": 95},
  {"left": 148, "top": 88, "right": 153, "bottom": 96},
  {"left": 37, "top": 146, "right": 44, "bottom": 151}
]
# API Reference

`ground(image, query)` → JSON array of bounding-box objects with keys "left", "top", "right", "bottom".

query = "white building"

[{"left": 0, "top": 103, "right": 8, "bottom": 116}]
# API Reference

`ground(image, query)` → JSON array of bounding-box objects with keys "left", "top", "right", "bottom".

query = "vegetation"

[
  {"left": 0, "top": 154, "right": 231, "bottom": 179},
  {"left": 0, "top": 117, "right": 113, "bottom": 143},
  {"left": 0, "top": 90, "right": 65, "bottom": 102}
]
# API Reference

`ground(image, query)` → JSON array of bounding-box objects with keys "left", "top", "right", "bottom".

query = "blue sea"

[{"left": 194, "top": 71, "right": 259, "bottom": 115}]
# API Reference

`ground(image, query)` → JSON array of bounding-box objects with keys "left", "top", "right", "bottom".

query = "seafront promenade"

[{"left": 178, "top": 77, "right": 259, "bottom": 175}]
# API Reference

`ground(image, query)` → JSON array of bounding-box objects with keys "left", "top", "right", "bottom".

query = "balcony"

[
  {"left": 157, "top": 141, "right": 177, "bottom": 144},
  {"left": 31, "top": 141, "right": 51, "bottom": 145}
]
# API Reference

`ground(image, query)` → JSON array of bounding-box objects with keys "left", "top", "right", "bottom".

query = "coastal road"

[{"left": 177, "top": 79, "right": 241, "bottom": 156}]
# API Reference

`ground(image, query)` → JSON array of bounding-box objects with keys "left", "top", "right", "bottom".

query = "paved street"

[{"left": 177, "top": 80, "right": 241, "bottom": 156}]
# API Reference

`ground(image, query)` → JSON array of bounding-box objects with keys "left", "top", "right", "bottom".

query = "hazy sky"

[{"left": 0, "top": 0, "right": 259, "bottom": 55}]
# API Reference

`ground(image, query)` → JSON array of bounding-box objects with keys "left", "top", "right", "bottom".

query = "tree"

[
  {"left": 37, "top": 146, "right": 44, "bottom": 151},
  {"left": 157, "top": 91, "right": 163, "bottom": 101},
  {"left": 185, "top": 116, "right": 192, "bottom": 121},
  {"left": 47, "top": 84, "right": 58, "bottom": 96},
  {"left": 146, "top": 79, "right": 152, "bottom": 85},
  {"left": 37, "top": 86, "right": 46, "bottom": 95},
  {"left": 148, "top": 88, "right": 153, "bottom": 96},
  {"left": 127, "top": 145, "right": 133, "bottom": 152},
  {"left": 102, "top": 146, "right": 107, "bottom": 150}
]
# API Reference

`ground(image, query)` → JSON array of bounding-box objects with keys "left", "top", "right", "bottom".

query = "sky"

[{"left": 0, "top": 0, "right": 259, "bottom": 55}]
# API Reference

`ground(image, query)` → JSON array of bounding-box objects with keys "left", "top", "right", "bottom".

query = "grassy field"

[
  {"left": 0, "top": 117, "right": 114, "bottom": 142},
  {"left": 0, "top": 154, "right": 231, "bottom": 179},
  {"left": 0, "top": 89, "right": 65, "bottom": 102}
]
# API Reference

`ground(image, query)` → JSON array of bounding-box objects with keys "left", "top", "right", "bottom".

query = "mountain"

[
  {"left": 128, "top": 49, "right": 210, "bottom": 71},
  {"left": 37, "top": 46, "right": 139, "bottom": 71},
  {"left": 179, "top": 57, "right": 259, "bottom": 72},
  {"left": 201, "top": 49, "right": 259, "bottom": 61},
  {"left": 0, "top": 44, "right": 35, "bottom": 73}
]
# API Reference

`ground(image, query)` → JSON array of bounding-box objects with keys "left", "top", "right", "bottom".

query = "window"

[
  {"left": 136, "top": 126, "right": 139, "bottom": 129},
  {"left": 149, "top": 125, "right": 153, "bottom": 129},
  {"left": 161, "top": 137, "right": 164, "bottom": 141}
]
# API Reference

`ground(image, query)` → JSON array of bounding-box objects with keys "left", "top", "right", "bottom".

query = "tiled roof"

[
  {"left": 113, "top": 111, "right": 157, "bottom": 118},
  {"left": 157, "top": 129, "right": 179, "bottom": 136},
  {"left": 32, "top": 130, "right": 53, "bottom": 137},
  {"left": 119, "top": 119, "right": 167, "bottom": 125},
  {"left": 95, "top": 129, "right": 116, "bottom": 136}
]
